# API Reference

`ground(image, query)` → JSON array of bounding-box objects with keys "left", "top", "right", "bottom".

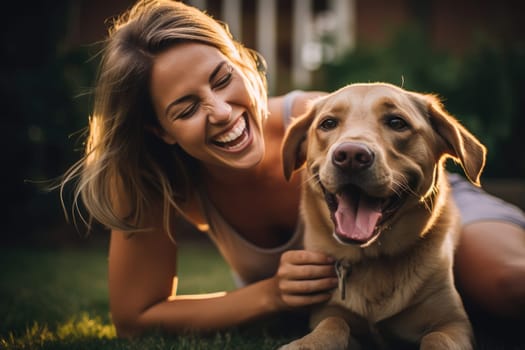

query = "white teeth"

[{"left": 214, "top": 117, "right": 246, "bottom": 143}]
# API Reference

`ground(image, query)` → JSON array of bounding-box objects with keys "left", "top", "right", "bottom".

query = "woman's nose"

[{"left": 207, "top": 96, "right": 232, "bottom": 124}]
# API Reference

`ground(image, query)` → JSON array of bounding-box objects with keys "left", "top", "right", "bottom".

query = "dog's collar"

[{"left": 335, "top": 259, "right": 352, "bottom": 300}]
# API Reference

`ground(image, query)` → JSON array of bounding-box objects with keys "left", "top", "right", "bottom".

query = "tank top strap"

[{"left": 282, "top": 90, "right": 303, "bottom": 130}]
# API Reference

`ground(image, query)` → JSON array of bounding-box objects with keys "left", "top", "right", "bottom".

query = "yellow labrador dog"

[{"left": 280, "top": 83, "right": 486, "bottom": 350}]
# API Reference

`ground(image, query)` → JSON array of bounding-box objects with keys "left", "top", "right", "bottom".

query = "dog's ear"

[
  {"left": 281, "top": 104, "right": 318, "bottom": 181},
  {"left": 419, "top": 94, "right": 487, "bottom": 186}
]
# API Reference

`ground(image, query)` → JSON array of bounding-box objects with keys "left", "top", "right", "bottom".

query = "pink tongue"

[{"left": 334, "top": 191, "right": 382, "bottom": 242}]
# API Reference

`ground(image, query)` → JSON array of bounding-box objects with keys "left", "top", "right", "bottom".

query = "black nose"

[{"left": 332, "top": 142, "right": 374, "bottom": 170}]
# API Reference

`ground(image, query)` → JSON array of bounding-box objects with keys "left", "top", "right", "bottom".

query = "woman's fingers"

[
  {"left": 278, "top": 250, "right": 337, "bottom": 280},
  {"left": 280, "top": 250, "right": 335, "bottom": 266},
  {"left": 279, "top": 277, "right": 338, "bottom": 295},
  {"left": 279, "top": 263, "right": 337, "bottom": 280},
  {"left": 281, "top": 291, "right": 334, "bottom": 307},
  {"left": 273, "top": 250, "right": 339, "bottom": 309}
]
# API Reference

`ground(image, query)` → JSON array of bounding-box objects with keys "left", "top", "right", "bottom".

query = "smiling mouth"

[
  {"left": 320, "top": 181, "right": 404, "bottom": 246},
  {"left": 211, "top": 113, "right": 251, "bottom": 151}
]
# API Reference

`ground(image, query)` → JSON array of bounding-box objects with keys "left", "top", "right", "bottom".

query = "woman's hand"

[{"left": 271, "top": 250, "right": 338, "bottom": 310}]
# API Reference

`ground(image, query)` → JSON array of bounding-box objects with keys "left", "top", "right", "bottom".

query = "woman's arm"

[
  {"left": 449, "top": 173, "right": 525, "bottom": 319},
  {"left": 454, "top": 221, "right": 525, "bottom": 319},
  {"left": 108, "top": 227, "right": 337, "bottom": 337},
  {"left": 109, "top": 227, "right": 278, "bottom": 336}
]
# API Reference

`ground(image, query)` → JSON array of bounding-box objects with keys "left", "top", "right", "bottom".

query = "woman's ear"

[{"left": 145, "top": 124, "right": 177, "bottom": 145}]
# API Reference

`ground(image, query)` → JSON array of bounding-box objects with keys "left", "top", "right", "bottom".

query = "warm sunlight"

[
  {"left": 2, "top": 313, "right": 116, "bottom": 349},
  {"left": 168, "top": 276, "right": 226, "bottom": 301}
]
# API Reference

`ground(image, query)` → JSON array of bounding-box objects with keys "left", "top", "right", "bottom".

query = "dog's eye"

[
  {"left": 386, "top": 115, "right": 409, "bottom": 131},
  {"left": 319, "top": 118, "right": 338, "bottom": 131}
]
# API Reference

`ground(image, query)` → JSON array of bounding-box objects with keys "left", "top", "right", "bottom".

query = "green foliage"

[{"left": 320, "top": 25, "right": 525, "bottom": 178}]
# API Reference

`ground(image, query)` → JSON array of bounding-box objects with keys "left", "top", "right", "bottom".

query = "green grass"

[
  {"left": 2, "top": 239, "right": 524, "bottom": 349},
  {"left": 0, "top": 240, "right": 297, "bottom": 349}
]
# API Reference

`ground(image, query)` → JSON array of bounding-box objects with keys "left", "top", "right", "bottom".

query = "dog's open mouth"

[{"left": 321, "top": 184, "right": 403, "bottom": 246}]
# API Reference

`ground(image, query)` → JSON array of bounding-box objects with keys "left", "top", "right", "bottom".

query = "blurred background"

[{"left": 3, "top": 0, "right": 524, "bottom": 247}]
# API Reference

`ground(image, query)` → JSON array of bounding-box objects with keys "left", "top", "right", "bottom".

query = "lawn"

[
  {"left": 0, "top": 239, "right": 297, "bottom": 349},
  {"left": 1, "top": 237, "right": 523, "bottom": 349}
]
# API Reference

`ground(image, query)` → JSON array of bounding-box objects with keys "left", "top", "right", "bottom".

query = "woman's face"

[{"left": 149, "top": 42, "right": 265, "bottom": 169}]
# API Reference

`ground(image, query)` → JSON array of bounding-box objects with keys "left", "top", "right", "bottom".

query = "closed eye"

[
  {"left": 176, "top": 100, "right": 200, "bottom": 120},
  {"left": 172, "top": 65, "right": 233, "bottom": 120},
  {"left": 212, "top": 64, "right": 233, "bottom": 90}
]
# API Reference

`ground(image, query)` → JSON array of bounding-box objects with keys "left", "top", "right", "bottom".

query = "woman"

[{"left": 60, "top": 0, "right": 525, "bottom": 337}]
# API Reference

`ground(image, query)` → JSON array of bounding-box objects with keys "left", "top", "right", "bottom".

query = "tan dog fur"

[{"left": 280, "top": 83, "right": 486, "bottom": 350}]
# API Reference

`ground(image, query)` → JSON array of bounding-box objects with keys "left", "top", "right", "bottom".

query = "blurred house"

[{"left": 67, "top": 0, "right": 523, "bottom": 95}]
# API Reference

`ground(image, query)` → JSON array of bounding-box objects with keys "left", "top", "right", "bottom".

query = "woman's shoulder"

[{"left": 268, "top": 90, "right": 327, "bottom": 122}]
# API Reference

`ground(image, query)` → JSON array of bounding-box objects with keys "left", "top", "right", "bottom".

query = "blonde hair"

[{"left": 60, "top": 0, "right": 267, "bottom": 234}]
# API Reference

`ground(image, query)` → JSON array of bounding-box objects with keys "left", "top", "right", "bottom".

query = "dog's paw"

[
  {"left": 277, "top": 339, "right": 317, "bottom": 350},
  {"left": 421, "top": 331, "right": 473, "bottom": 350},
  {"left": 277, "top": 316, "right": 351, "bottom": 350},
  {"left": 277, "top": 334, "right": 350, "bottom": 350}
]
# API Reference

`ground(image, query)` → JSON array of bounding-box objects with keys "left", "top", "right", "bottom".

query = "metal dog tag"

[{"left": 335, "top": 259, "right": 351, "bottom": 300}]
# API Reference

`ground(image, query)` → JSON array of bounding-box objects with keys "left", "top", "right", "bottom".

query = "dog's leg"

[
  {"left": 278, "top": 316, "right": 354, "bottom": 350},
  {"left": 420, "top": 322, "right": 473, "bottom": 350}
]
